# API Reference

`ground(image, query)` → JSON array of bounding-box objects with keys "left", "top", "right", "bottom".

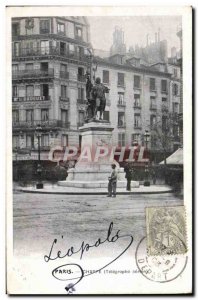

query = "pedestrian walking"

[{"left": 107, "top": 164, "right": 117, "bottom": 197}]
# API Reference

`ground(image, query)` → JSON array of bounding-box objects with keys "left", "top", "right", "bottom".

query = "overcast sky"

[{"left": 88, "top": 16, "right": 181, "bottom": 56}]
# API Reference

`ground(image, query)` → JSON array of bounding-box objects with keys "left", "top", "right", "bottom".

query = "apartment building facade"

[
  {"left": 94, "top": 55, "right": 181, "bottom": 154},
  {"left": 12, "top": 16, "right": 92, "bottom": 160}
]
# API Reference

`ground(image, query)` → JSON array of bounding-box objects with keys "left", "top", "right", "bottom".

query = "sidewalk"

[{"left": 15, "top": 184, "right": 173, "bottom": 195}]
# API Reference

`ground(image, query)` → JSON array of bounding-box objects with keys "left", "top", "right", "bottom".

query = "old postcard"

[{"left": 6, "top": 6, "right": 192, "bottom": 294}]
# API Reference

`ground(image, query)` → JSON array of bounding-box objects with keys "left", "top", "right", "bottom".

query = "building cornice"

[{"left": 94, "top": 57, "right": 172, "bottom": 78}]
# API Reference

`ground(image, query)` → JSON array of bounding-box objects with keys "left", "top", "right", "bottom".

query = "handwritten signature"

[{"left": 44, "top": 222, "right": 133, "bottom": 292}]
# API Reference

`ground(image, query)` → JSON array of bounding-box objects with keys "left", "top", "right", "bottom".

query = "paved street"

[{"left": 13, "top": 191, "right": 183, "bottom": 257}]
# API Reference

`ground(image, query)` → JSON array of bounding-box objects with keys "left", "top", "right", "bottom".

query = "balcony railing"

[
  {"left": 59, "top": 96, "right": 70, "bottom": 102},
  {"left": 77, "top": 74, "right": 86, "bottom": 82},
  {"left": 117, "top": 100, "right": 126, "bottom": 107},
  {"left": 77, "top": 99, "right": 87, "bottom": 105},
  {"left": 12, "top": 96, "right": 51, "bottom": 102},
  {"left": 12, "top": 120, "right": 70, "bottom": 129},
  {"left": 133, "top": 102, "right": 141, "bottom": 109},
  {"left": 118, "top": 122, "right": 126, "bottom": 128},
  {"left": 12, "top": 46, "right": 91, "bottom": 62},
  {"left": 150, "top": 104, "right": 157, "bottom": 110},
  {"left": 60, "top": 71, "right": 69, "bottom": 79},
  {"left": 12, "top": 68, "right": 54, "bottom": 79}
]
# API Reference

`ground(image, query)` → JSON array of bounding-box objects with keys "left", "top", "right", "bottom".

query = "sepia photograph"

[{"left": 6, "top": 6, "right": 192, "bottom": 295}]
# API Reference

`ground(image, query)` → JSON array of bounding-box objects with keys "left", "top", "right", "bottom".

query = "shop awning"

[{"left": 159, "top": 147, "right": 183, "bottom": 165}]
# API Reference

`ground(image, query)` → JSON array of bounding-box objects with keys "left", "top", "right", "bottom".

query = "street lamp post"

[
  {"left": 35, "top": 124, "right": 43, "bottom": 189},
  {"left": 144, "top": 130, "right": 150, "bottom": 186}
]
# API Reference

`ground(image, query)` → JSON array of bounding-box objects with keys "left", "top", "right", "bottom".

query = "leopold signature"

[{"left": 44, "top": 222, "right": 133, "bottom": 292}]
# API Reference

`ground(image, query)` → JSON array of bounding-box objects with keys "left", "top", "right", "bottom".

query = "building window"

[
  {"left": 57, "top": 22, "right": 65, "bottom": 34},
  {"left": 103, "top": 111, "right": 110, "bottom": 122},
  {"left": 26, "top": 63, "right": 33, "bottom": 70},
  {"left": 13, "top": 110, "right": 19, "bottom": 122},
  {"left": 61, "top": 85, "right": 67, "bottom": 98},
  {"left": 12, "top": 85, "right": 18, "bottom": 97},
  {"left": 78, "top": 87, "right": 84, "bottom": 100},
  {"left": 40, "top": 40, "right": 49, "bottom": 55},
  {"left": 134, "top": 94, "right": 140, "bottom": 107},
  {"left": 173, "top": 68, "right": 178, "bottom": 77},
  {"left": 172, "top": 83, "right": 178, "bottom": 96},
  {"left": 12, "top": 23, "right": 20, "bottom": 36},
  {"left": 40, "top": 20, "right": 50, "bottom": 34},
  {"left": 13, "top": 135, "right": 19, "bottom": 148},
  {"left": 26, "top": 85, "right": 34, "bottom": 97},
  {"left": 134, "top": 114, "right": 141, "bottom": 128},
  {"left": 60, "top": 64, "right": 67, "bottom": 75},
  {"left": 118, "top": 112, "right": 125, "bottom": 127},
  {"left": 134, "top": 75, "right": 141, "bottom": 89},
  {"left": 69, "top": 44, "right": 75, "bottom": 55},
  {"left": 161, "top": 80, "right": 167, "bottom": 93},
  {"left": 150, "top": 96, "right": 157, "bottom": 110},
  {"left": 41, "top": 84, "right": 49, "bottom": 98},
  {"left": 40, "top": 62, "right": 48, "bottom": 71},
  {"left": 118, "top": 92, "right": 124, "bottom": 104},
  {"left": 173, "top": 102, "right": 179, "bottom": 114},
  {"left": 61, "top": 134, "right": 68, "bottom": 147},
  {"left": 118, "top": 133, "right": 125, "bottom": 147},
  {"left": 76, "top": 26, "right": 82, "bottom": 38},
  {"left": 26, "top": 135, "right": 34, "bottom": 148},
  {"left": 103, "top": 70, "right": 109, "bottom": 84},
  {"left": 13, "top": 42, "right": 20, "bottom": 56},
  {"left": 131, "top": 133, "right": 140, "bottom": 145},
  {"left": 12, "top": 64, "right": 18, "bottom": 73},
  {"left": 173, "top": 125, "right": 179, "bottom": 137},
  {"left": 118, "top": 72, "right": 125, "bottom": 86},
  {"left": 150, "top": 115, "right": 157, "bottom": 129},
  {"left": 61, "top": 109, "right": 68, "bottom": 123},
  {"left": 150, "top": 78, "right": 156, "bottom": 91},
  {"left": 26, "top": 109, "right": 34, "bottom": 121},
  {"left": 162, "top": 116, "right": 168, "bottom": 132},
  {"left": 162, "top": 97, "right": 167, "bottom": 102},
  {"left": 41, "top": 109, "right": 49, "bottom": 121},
  {"left": 41, "top": 134, "right": 49, "bottom": 147}
]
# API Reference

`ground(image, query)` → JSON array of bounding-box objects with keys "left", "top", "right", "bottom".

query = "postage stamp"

[{"left": 146, "top": 206, "right": 187, "bottom": 256}]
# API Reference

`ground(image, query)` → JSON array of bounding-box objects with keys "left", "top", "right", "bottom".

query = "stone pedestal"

[{"left": 58, "top": 121, "right": 139, "bottom": 189}]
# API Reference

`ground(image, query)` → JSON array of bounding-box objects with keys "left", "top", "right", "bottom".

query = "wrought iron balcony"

[
  {"left": 133, "top": 102, "right": 141, "bottom": 109},
  {"left": 77, "top": 99, "right": 87, "bottom": 105},
  {"left": 12, "top": 46, "right": 91, "bottom": 63},
  {"left": 60, "top": 71, "right": 69, "bottom": 79},
  {"left": 12, "top": 119, "right": 70, "bottom": 129},
  {"left": 117, "top": 100, "right": 126, "bottom": 107},
  {"left": 59, "top": 96, "right": 70, "bottom": 102},
  {"left": 12, "top": 96, "right": 51, "bottom": 102},
  {"left": 12, "top": 68, "right": 54, "bottom": 80},
  {"left": 150, "top": 104, "right": 157, "bottom": 111}
]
